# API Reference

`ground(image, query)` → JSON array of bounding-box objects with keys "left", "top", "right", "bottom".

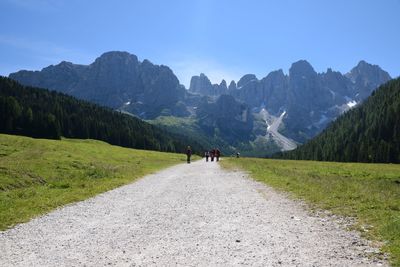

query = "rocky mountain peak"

[
  {"left": 189, "top": 73, "right": 213, "bottom": 95},
  {"left": 220, "top": 79, "right": 227, "bottom": 88},
  {"left": 228, "top": 80, "right": 237, "bottom": 91},
  {"left": 8, "top": 53, "right": 393, "bottom": 151},
  {"left": 237, "top": 74, "right": 257, "bottom": 88},
  {"left": 141, "top": 59, "right": 153, "bottom": 67},
  {"left": 58, "top": 61, "right": 74, "bottom": 67},
  {"left": 347, "top": 60, "right": 391, "bottom": 83},
  {"left": 218, "top": 79, "right": 228, "bottom": 93},
  {"left": 265, "top": 69, "right": 286, "bottom": 80},
  {"left": 98, "top": 51, "right": 137, "bottom": 60},
  {"left": 289, "top": 60, "right": 316, "bottom": 78},
  {"left": 93, "top": 51, "right": 139, "bottom": 68},
  {"left": 350, "top": 60, "right": 376, "bottom": 75},
  {"left": 345, "top": 60, "right": 391, "bottom": 100},
  {"left": 41, "top": 60, "right": 80, "bottom": 72},
  {"left": 356, "top": 60, "right": 369, "bottom": 68},
  {"left": 9, "top": 51, "right": 186, "bottom": 117}
]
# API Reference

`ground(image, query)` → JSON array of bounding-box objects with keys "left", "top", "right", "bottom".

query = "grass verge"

[
  {"left": 221, "top": 157, "right": 400, "bottom": 266},
  {"left": 0, "top": 134, "right": 194, "bottom": 230}
]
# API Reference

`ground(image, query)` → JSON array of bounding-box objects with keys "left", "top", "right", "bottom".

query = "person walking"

[
  {"left": 186, "top": 146, "right": 192, "bottom": 164},
  {"left": 205, "top": 151, "right": 210, "bottom": 162},
  {"left": 210, "top": 149, "right": 215, "bottom": 162},
  {"left": 216, "top": 148, "right": 221, "bottom": 161}
]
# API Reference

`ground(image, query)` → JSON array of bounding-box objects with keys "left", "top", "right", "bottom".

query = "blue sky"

[{"left": 1, "top": 0, "right": 399, "bottom": 87}]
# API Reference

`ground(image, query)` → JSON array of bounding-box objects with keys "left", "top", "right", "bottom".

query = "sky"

[{"left": 0, "top": 0, "right": 399, "bottom": 87}]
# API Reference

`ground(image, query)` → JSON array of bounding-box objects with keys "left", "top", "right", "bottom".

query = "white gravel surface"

[{"left": 0, "top": 160, "right": 388, "bottom": 266}]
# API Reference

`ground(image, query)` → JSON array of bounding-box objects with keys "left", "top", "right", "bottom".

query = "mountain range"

[
  {"left": 9, "top": 51, "right": 392, "bottom": 155},
  {"left": 275, "top": 77, "right": 400, "bottom": 163},
  {"left": 10, "top": 52, "right": 188, "bottom": 119},
  {"left": 188, "top": 60, "right": 391, "bottom": 143},
  {"left": 0, "top": 76, "right": 205, "bottom": 154}
]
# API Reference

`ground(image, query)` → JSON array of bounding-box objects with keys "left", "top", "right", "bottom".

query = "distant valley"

[{"left": 9, "top": 51, "right": 391, "bottom": 155}]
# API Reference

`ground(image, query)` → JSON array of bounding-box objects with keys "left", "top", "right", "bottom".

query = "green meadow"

[
  {"left": 0, "top": 134, "right": 192, "bottom": 230},
  {"left": 221, "top": 157, "right": 400, "bottom": 266},
  {"left": 2, "top": 133, "right": 399, "bottom": 265}
]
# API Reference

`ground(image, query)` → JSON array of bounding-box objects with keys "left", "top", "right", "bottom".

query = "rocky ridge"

[
  {"left": 10, "top": 51, "right": 187, "bottom": 119},
  {"left": 190, "top": 60, "right": 391, "bottom": 143},
  {"left": 8, "top": 52, "right": 392, "bottom": 153}
]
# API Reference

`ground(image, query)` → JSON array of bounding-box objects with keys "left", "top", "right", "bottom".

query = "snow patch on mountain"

[{"left": 347, "top": 100, "right": 357, "bottom": 108}]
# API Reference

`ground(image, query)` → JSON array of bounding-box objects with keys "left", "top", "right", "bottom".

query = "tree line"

[
  {"left": 0, "top": 76, "right": 204, "bottom": 154},
  {"left": 274, "top": 78, "right": 400, "bottom": 163}
]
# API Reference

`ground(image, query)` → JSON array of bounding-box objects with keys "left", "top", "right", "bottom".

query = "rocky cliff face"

[
  {"left": 189, "top": 73, "right": 213, "bottom": 96},
  {"left": 9, "top": 51, "right": 187, "bottom": 119},
  {"left": 10, "top": 61, "right": 86, "bottom": 93},
  {"left": 9, "top": 53, "right": 392, "bottom": 151},
  {"left": 285, "top": 60, "right": 391, "bottom": 142},
  {"left": 191, "top": 60, "right": 391, "bottom": 143},
  {"left": 189, "top": 73, "right": 228, "bottom": 97},
  {"left": 261, "top": 70, "right": 288, "bottom": 114},
  {"left": 228, "top": 80, "right": 237, "bottom": 91},
  {"left": 73, "top": 51, "right": 141, "bottom": 108},
  {"left": 346, "top": 60, "right": 392, "bottom": 100},
  {"left": 196, "top": 94, "right": 254, "bottom": 144}
]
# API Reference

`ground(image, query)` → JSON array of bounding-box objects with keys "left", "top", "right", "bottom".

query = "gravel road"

[{"left": 0, "top": 160, "right": 387, "bottom": 266}]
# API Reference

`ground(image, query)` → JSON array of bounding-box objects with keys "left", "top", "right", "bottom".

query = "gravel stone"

[{"left": 0, "top": 160, "right": 388, "bottom": 266}]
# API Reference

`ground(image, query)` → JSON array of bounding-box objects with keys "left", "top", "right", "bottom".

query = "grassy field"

[
  {"left": 0, "top": 134, "right": 194, "bottom": 230},
  {"left": 221, "top": 158, "right": 400, "bottom": 266}
]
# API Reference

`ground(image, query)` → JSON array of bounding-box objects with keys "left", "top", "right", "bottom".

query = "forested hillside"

[
  {"left": 0, "top": 77, "right": 204, "bottom": 153},
  {"left": 275, "top": 78, "right": 400, "bottom": 163}
]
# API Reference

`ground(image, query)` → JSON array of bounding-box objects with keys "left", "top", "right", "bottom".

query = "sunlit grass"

[
  {"left": 221, "top": 157, "right": 400, "bottom": 266},
  {"left": 0, "top": 134, "right": 193, "bottom": 230}
]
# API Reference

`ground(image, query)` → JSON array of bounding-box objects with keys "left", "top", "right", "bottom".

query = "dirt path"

[{"left": 0, "top": 161, "right": 387, "bottom": 266}]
